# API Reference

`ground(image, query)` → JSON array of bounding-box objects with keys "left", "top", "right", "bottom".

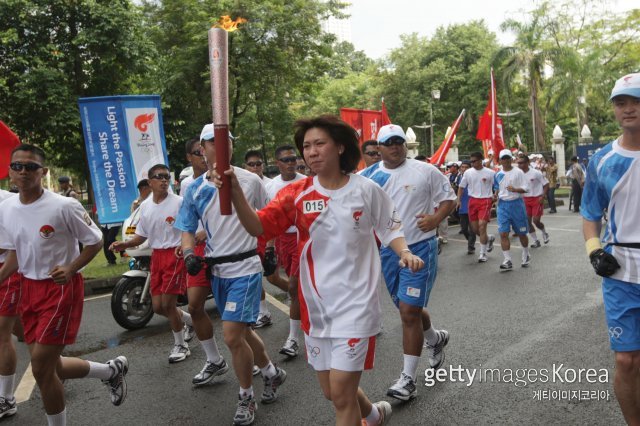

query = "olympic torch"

[{"left": 208, "top": 16, "right": 245, "bottom": 215}]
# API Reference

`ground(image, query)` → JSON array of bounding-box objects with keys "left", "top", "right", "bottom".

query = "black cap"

[
  {"left": 58, "top": 176, "right": 70, "bottom": 183},
  {"left": 571, "top": 156, "right": 579, "bottom": 162}
]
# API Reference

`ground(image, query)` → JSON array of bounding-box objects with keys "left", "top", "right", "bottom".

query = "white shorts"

[{"left": 304, "top": 334, "right": 376, "bottom": 372}]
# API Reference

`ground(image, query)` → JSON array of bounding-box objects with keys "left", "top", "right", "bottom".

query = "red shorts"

[
  {"left": 524, "top": 196, "right": 544, "bottom": 218},
  {"left": 20, "top": 274, "right": 84, "bottom": 345},
  {"left": 0, "top": 264, "right": 21, "bottom": 317},
  {"left": 187, "top": 243, "right": 210, "bottom": 289},
  {"left": 150, "top": 248, "right": 186, "bottom": 296},
  {"left": 468, "top": 197, "right": 493, "bottom": 222},
  {"left": 276, "top": 233, "right": 299, "bottom": 277}
]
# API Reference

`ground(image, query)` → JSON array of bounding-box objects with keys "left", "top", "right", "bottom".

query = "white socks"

[
  {"left": 46, "top": 408, "right": 67, "bottom": 426},
  {"left": 200, "top": 338, "right": 222, "bottom": 364},
  {"left": 480, "top": 244, "right": 487, "bottom": 254},
  {"left": 0, "top": 374, "right": 15, "bottom": 400},
  {"left": 503, "top": 250, "right": 512, "bottom": 262},
  {"left": 86, "top": 361, "right": 113, "bottom": 380},
  {"left": 259, "top": 300, "right": 269, "bottom": 315},
  {"left": 180, "top": 310, "right": 193, "bottom": 327},
  {"left": 424, "top": 326, "right": 438, "bottom": 346},
  {"left": 522, "top": 247, "right": 530, "bottom": 258},
  {"left": 173, "top": 330, "right": 185, "bottom": 346},
  {"left": 260, "top": 362, "right": 277, "bottom": 379},
  {"left": 402, "top": 354, "right": 420, "bottom": 380},
  {"left": 288, "top": 320, "right": 300, "bottom": 341},
  {"left": 364, "top": 404, "right": 381, "bottom": 425},
  {"left": 239, "top": 386, "right": 254, "bottom": 398},
  {"left": 530, "top": 231, "right": 539, "bottom": 242}
]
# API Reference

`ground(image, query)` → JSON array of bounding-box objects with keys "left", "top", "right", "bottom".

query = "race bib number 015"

[{"left": 303, "top": 199, "right": 327, "bottom": 214}]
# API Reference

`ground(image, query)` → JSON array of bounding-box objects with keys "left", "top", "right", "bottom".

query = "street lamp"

[
  {"left": 413, "top": 122, "right": 432, "bottom": 155},
  {"left": 430, "top": 90, "right": 440, "bottom": 156}
]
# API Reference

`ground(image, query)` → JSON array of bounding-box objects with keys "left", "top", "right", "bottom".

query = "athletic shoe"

[
  {"left": 521, "top": 255, "right": 531, "bottom": 268},
  {"left": 254, "top": 312, "right": 272, "bottom": 329},
  {"left": 261, "top": 366, "right": 287, "bottom": 404},
  {"left": 183, "top": 324, "right": 195, "bottom": 343},
  {"left": 279, "top": 338, "right": 299, "bottom": 357},
  {"left": 424, "top": 329, "right": 449, "bottom": 369},
  {"left": 252, "top": 365, "right": 261, "bottom": 376},
  {"left": 499, "top": 260, "right": 513, "bottom": 272},
  {"left": 192, "top": 358, "right": 229, "bottom": 386},
  {"left": 233, "top": 394, "right": 257, "bottom": 426},
  {"left": 103, "top": 356, "right": 128, "bottom": 406},
  {"left": 487, "top": 235, "right": 495, "bottom": 252},
  {"left": 530, "top": 240, "right": 541, "bottom": 248},
  {"left": 467, "top": 247, "right": 475, "bottom": 255},
  {"left": 373, "top": 401, "right": 392, "bottom": 425},
  {"left": 0, "top": 397, "right": 16, "bottom": 419},
  {"left": 543, "top": 232, "right": 550, "bottom": 244},
  {"left": 478, "top": 253, "right": 488, "bottom": 263},
  {"left": 441, "top": 237, "right": 448, "bottom": 244},
  {"left": 386, "top": 373, "right": 417, "bottom": 401},
  {"left": 168, "top": 343, "right": 191, "bottom": 364}
]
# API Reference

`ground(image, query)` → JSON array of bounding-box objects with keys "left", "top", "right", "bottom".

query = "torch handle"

[{"left": 214, "top": 125, "right": 232, "bottom": 215}]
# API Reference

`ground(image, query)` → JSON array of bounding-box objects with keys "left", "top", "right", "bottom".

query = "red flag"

[
  {"left": 381, "top": 98, "right": 391, "bottom": 126},
  {"left": 476, "top": 68, "right": 505, "bottom": 156},
  {"left": 0, "top": 121, "right": 20, "bottom": 179},
  {"left": 340, "top": 108, "right": 383, "bottom": 170},
  {"left": 430, "top": 109, "right": 465, "bottom": 166}
]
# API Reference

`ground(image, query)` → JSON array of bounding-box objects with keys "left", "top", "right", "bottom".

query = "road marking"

[
  {"left": 84, "top": 293, "right": 112, "bottom": 302},
  {"left": 15, "top": 363, "right": 35, "bottom": 404},
  {"left": 265, "top": 292, "right": 290, "bottom": 315}
]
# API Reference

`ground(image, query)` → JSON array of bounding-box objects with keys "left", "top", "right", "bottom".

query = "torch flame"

[{"left": 215, "top": 15, "right": 247, "bottom": 32}]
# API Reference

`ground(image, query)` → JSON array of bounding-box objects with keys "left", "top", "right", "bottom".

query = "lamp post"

[
  {"left": 413, "top": 122, "right": 431, "bottom": 156},
  {"left": 429, "top": 89, "right": 440, "bottom": 156}
]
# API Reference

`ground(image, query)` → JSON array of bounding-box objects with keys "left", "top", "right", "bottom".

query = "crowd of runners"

[{"left": 0, "top": 73, "right": 639, "bottom": 425}]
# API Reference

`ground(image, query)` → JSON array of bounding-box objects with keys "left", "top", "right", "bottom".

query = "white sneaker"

[
  {"left": 499, "top": 259, "right": 513, "bottom": 272},
  {"left": 103, "top": 356, "right": 128, "bottom": 406},
  {"left": 487, "top": 235, "right": 495, "bottom": 252},
  {"left": 373, "top": 400, "right": 392, "bottom": 425},
  {"left": 279, "top": 338, "right": 299, "bottom": 357},
  {"left": 254, "top": 312, "right": 272, "bottom": 329},
  {"left": 183, "top": 323, "right": 195, "bottom": 343},
  {"left": 424, "top": 330, "right": 449, "bottom": 369},
  {"left": 543, "top": 232, "right": 550, "bottom": 244},
  {"left": 478, "top": 253, "right": 488, "bottom": 263},
  {"left": 521, "top": 254, "right": 531, "bottom": 267},
  {"left": 0, "top": 397, "right": 17, "bottom": 419},
  {"left": 386, "top": 373, "right": 417, "bottom": 401},
  {"left": 168, "top": 343, "right": 191, "bottom": 363}
]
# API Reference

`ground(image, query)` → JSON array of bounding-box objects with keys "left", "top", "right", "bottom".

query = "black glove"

[
  {"left": 185, "top": 254, "right": 205, "bottom": 276},
  {"left": 589, "top": 249, "right": 620, "bottom": 277},
  {"left": 263, "top": 247, "right": 278, "bottom": 276}
]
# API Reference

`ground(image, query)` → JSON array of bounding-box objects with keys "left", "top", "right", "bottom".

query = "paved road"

[{"left": 5, "top": 211, "right": 624, "bottom": 425}]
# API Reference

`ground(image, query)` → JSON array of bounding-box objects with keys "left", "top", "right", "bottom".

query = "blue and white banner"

[{"left": 79, "top": 95, "right": 169, "bottom": 224}]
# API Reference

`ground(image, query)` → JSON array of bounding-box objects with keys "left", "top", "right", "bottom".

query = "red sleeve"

[{"left": 257, "top": 184, "right": 297, "bottom": 242}]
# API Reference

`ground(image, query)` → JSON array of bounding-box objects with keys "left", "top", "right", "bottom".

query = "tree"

[{"left": 0, "top": 0, "right": 155, "bottom": 174}]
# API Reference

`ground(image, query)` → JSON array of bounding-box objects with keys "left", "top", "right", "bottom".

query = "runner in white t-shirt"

[
  {"left": 493, "top": 150, "right": 531, "bottom": 271},
  {"left": 361, "top": 124, "right": 456, "bottom": 401},
  {"left": 0, "top": 145, "right": 128, "bottom": 425},
  {"left": 517, "top": 154, "right": 550, "bottom": 247},
  {"left": 218, "top": 115, "right": 425, "bottom": 425},
  {"left": 110, "top": 164, "right": 193, "bottom": 364},
  {"left": 457, "top": 151, "right": 496, "bottom": 262},
  {"left": 175, "top": 125, "right": 286, "bottom": 426},
  {"left": 263, "top": 145, "right": 306, "bottom": 357}
]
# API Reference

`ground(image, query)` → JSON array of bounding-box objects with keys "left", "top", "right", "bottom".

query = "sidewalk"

[{"left": 84, "top": 276, "right": 120, "bottom": 296}]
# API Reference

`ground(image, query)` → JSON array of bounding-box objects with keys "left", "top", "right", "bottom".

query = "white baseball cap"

[
  {"left": 200, "top": 124, "right": 235, "bottom": 141},
  {"left": 377, "top": 124, "right": 406, "bottom": 143},
  {"left": 610, "top": 73, "right": 640, "bottom": 100},
  {"left": 499, "top": 149, "right": 513, "bottom": 159}
]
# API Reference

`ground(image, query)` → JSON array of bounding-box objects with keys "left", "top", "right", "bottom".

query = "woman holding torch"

[{"left": 214, "top": 115, "right": 423, "bottom": 425}]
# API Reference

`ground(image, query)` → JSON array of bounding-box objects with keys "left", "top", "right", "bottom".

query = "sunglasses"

[
  {"left": 190, "top": 150, "right": 203, "bottom": 157},
  {"left": 150, "top": 173, "right": 171, "bottom": 181},
  {"left": 379, "top": 137, "right": 405, "bottom": 147},
  {"left": 296, "top": 165, "right": 306, "bottom": 171},
  {"left": 365, "top": 151, "right": 380, "bottom": 157},
  {"left": 278, "top": 156, "right": 298, "bottom": 164},
  {"left": 246, "top": 161, "right": 263, "bottom": 167},
  {"left": 10, "top": 162, "right": 43, "bottom": 172}
]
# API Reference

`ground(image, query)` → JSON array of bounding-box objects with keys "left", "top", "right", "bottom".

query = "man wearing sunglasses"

[
  {"left": 111, "top": 164, "right": 194, "bottom": 364},
  {"left": 263, "top": 145, "right": 306, "bottom": 358},
  {"left": 0, "top": 144, "right": 129, "bottom": 424},
  {"left": 360, "top": 140, "right": 381, "bottom": 170},
  {"left": 244, "top": 150, "right": 272, "bottom": 185},
  {"left": 516, "top": 154, "right": 550, "bottom": 248},
  {"left": 361, "top": 124, "right": 455, "bottom": 401}
]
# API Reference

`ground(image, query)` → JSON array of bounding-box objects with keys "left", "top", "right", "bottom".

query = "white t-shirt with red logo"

[
  {"left": 0, "top": 190, "right": 102, "bottom": 280},
  {"left": 0, "top": 190, "right": 16, "bottom": 263},
  {"left": 135, "top": 193, "right": 183, "bottom": 249},
  {"left": 265, "top": 173, "right": 306, "bottom": 233},
  {"left": 459, "top": 167, "right": 496, "bottom": 198},
  {"left": 523, "top": 168, "right": 549, "bottom": 198},
  {"left": 257, "top": 174, "right": 404, "bottom": 339}
]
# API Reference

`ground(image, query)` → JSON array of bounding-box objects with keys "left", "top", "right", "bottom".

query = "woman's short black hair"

[{"left": 293, "top": 115, "right": 361, "bottom": 174}]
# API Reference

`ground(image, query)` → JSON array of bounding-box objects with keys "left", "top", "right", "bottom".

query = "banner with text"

[{"left": 79, "top": 95, "right": 169, "bottom": 224}]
